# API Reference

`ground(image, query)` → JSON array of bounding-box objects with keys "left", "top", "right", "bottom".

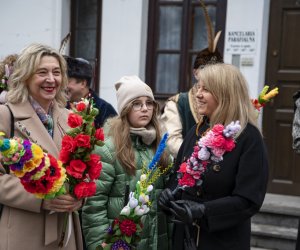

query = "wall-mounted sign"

[{"left": 225, "top": 30, "right": 257, "bottom": 54}]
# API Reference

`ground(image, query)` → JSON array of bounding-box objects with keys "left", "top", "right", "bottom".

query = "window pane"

[
  {"left": 76, "top": 0, "right": 98, "bottom": 28},
  {"left": 159, "top": 6, "right": 182, "bottom": 50},
  {"left": 75, "top": 30, "right": 96, "bottom": 59},
  {"left": 192, "top": 5, "right": 216, "bottom": 50},
  {"left": 156, "top": 54, "right": 180, "bottom": 93}
]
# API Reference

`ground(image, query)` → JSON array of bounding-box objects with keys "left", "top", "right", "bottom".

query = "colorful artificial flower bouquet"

[
  {"left": 251, "top": 85, "right": 279, "bottom": 111},
  {"left": 177, "top": 121, "right": 241, "bottom": 188},
  {"left": 58, "top": 97, "right": 105, "bottom": 246},
  {"left": 0, "top": 97, "right": 104, "bottom": 247},
  {"left": 99, "top": 133, "right": 172, "bottom": 250},
  {"left": 60, "top": 97, "right": 104, "bottom": 199},
  {"left": 0, "top": 132, "right": 66, "bottom": 199}
]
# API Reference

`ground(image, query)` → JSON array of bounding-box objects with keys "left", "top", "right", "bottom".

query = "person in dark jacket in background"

[
  {"left": 65, "top": 56, "right": 117, "bottom": 128},
  {"left": 292, "top": 90, "right": 300, "bottom": 154},
  {"left": 159, "top": 63, "right": 269, "bottom": 250}
]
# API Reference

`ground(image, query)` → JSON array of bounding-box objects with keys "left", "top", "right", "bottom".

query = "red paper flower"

[
  {"left": 76, "top": 102, "right": 86, "bottom": 112},
  {"left": 61, "top": 135, "right": 77, "bottom": 152},
  {"left": 95, "top": 128, "right": 105, "bottom": 141},
  {"left": 75, "top": 134, "right": 91, "bottom": 148},
  {"left": 211, "top": 124, "right": 224, "bottom": 134},
  {"left": 59, "top": 149, "right": 70, "bottom": 163},
  {"left": 119, "top": 219, "right": 137, "bottom": 236},
  {"left": 211, "top": 134, "right": 226, "bottom": 148},
  {"left": 223, "top": 139, "right": 236, "bottom": 151},
  {"left": 178, "top": 173, "right": 195, "bottom": 187},
  {"left": 22, "top": 169, "right": 54, "bottom": 194},
  {"left": 88, "top": 162, "right": 102, "bottom": 180},
  {"left": 68, "top": 113, "right": 83, "bottom": 128},
  {"left": 48, "top": 154, "right": 61, "bottom": 180},
  {"left": 66, "top": 159, "right": 87, "bottom": 179},
  {"left": 178, "top": 162, "right": 187, "bottom": 173},
  {"left": 74, "top": 181, "right": 96, "bottom": 199},
  {"left": 87, "top": 154, "right": 100, "bottom": 166}
]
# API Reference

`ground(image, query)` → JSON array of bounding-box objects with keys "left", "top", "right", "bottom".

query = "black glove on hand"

[
  {"left": 170, "top": 200, "right": 205, "bottom": 224},
  {"left": 158, "top": 188, "right": 175, "bottom": 213}
]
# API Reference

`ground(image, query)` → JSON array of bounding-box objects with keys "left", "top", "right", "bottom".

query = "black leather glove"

[
  {"left": 158, "top": 188, "right": 175, "bottom": 213},
  {"left": 169, "top": 200, "right": 205, "bottom": 224}
]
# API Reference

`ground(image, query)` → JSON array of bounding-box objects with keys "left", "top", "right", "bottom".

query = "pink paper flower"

[{"left": 177, "top": 121, "right": 241, "bottom": 187}]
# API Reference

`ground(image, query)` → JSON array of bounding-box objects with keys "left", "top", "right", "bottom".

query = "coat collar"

[{"left": 8, "top": 100, "right": 69, "bottom": 157}]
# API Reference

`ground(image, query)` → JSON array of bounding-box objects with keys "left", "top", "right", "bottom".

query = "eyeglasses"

[{"left": 131, "top": 100, "right": 155, "bottom": 111}]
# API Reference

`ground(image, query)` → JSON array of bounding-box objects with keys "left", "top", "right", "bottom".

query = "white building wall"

[
  {"left": 100, "top": 0, "right": 149, "bottom": 111},
  {"left": 224, "top": 0, "right": 270, "bottom": 103},
  {"left": 0, "top": 0, "right": 70, "bottom": 58},
  {"left": 0, "top": 0, "right": 270, "bottom": 116}
]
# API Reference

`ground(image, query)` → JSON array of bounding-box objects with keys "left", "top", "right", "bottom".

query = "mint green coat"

[{"left": 82, "top": 133, "right": 170, "bottom": 250}]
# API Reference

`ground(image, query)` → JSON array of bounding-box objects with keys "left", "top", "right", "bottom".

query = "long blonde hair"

[
  {"left": 6, "top": 43, "right": 68, "bottom": 107},
  {"left": 198, "top": 63, "right": 259, "bottom": 133},
  {"left": 107, "top": 100, "right": 169, "bottom": 175}
]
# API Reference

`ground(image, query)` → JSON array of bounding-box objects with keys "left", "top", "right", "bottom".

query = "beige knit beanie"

[{"left": 115, "top": 75, "right": 154, "bottom": 113}]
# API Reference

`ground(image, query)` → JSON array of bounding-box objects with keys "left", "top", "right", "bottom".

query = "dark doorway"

[{"left": 264, "top": 0, "right": 300, "bottom": 195}]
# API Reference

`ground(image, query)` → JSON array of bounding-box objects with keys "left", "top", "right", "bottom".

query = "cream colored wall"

[
  {"left": 0, "top": 0, "right": 270, "bottom": 116},
  {"left": 224, "top": 0, "right": 271, "bottom": 102},
  {"left": 0, "top": 0, "right": 70, "bottom": 58},
  {"left": 99, "top": 0, "right": 149, "bottom": 112}
]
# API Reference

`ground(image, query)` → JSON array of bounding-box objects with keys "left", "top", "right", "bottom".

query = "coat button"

[{"left": 212, "top": 164, "right": 221, "bottom": 172}]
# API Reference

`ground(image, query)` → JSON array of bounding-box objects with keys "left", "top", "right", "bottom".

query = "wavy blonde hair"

[
  {"left": 6, "top": 43, "right": 68, "bottom": 107},
  {"left": 197, "top": 63, "right": 259, "bottom": 134},
  {"left": 107, "top": 100, "right": 169, "bottom": 175}
]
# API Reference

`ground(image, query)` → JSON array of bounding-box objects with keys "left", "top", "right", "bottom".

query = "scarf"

[
  {"left": 129, "top": 125, "right": 156, "bottom": 146},
  {"left": 29, "top": 96, "right": 54, "bottom": 138}
]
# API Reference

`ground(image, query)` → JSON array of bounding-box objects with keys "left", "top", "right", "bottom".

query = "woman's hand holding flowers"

[
  {"left": 169, "top": 200, "right": 205, "bottom": 224},
  {"left": 158, "top": 188, "right": 175, "bottom": 213},
  {"left": 42, "top": 194, "right": 83, "bottom": 212}
]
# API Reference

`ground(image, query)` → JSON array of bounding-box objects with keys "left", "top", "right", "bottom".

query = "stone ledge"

[
  {"left": 251, "top": 248, "right": 274, "bottom": 250},
  {"left": 260, "top": 193, "right": 300, "bottom": 217},
  {"left": 252, "top": 223, "right": 298, "bottom": 240}
]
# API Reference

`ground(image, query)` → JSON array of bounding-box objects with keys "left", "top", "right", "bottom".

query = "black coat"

[
  {"left": 167, "top": 122, "right": 269, "bottom": 250},
  {"left": 89, "top": 89, "right": 117, "bottom": 128}
]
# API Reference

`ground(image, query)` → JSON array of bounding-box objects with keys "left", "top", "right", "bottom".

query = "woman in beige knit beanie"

[{"left": 82, "top": 75, "right": 172, "bottom": 250}]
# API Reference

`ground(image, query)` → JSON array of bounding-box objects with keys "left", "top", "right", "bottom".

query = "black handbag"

[{"left": 0, "top": 105, "right": 14, "bottom": 218}]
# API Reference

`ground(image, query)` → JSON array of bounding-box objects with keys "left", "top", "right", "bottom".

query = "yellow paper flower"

[
  {"left": 258, "top": 86, "right": 279, "bottom": 104},
  {"left": 24, "top": 157, "right": 43, "bottom": 173},
  {"left": 31, "top": 144, "right": 44, "bottom": 159},
  {"left": 12, "top": 169, "right": 26, "bottom": 178},
  {"left": 31, "top": 156, "right": 50, "bottom": 180}
]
